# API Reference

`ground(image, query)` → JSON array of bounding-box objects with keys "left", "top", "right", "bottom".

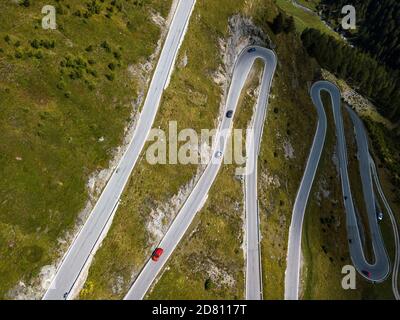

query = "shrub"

[
  {"left": 69, "top": 70, "right": 83, "bottom": 80},
  {"left": 20, "top": 0, "right": 30, "bottom": 8},
  {"left": 34, "top": 51, "right": 43, "bottom": 59},
  {"left": 15, "top": 50, "right": 23, "bottom": 59},
  {"left": 101, "top": 41, "right": 111, "bottom": 52},
  {"left": 87, "top": 69, "right": 98, "bottom": 77},
  {"left": 86, "top": 0, "right": 102, "bottom": 15},
  {"left": 113, "top": 51, "right": 121, "bottom": 59},
  {"left": 204, "top": 278, "right": 213, "bottom": 290},
  {"left": 57, "top": 81, "right": 66, "bottom": 90},
  {"left": 105, "top": 73, "right": 114, "bottom": 81},
  {"left": 30, "top": 39, "right": 40, "bottom": 49}
]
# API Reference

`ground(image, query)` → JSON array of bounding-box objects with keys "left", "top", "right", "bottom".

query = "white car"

[{"left": 215, "top": 151, "right": 223, "bottom": 158}]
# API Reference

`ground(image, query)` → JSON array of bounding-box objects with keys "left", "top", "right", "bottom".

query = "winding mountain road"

[
  {"left": 347, "top": 109, "right": 399, "bottom": 300},
  {"left": 345, "top": 106, "right": 389, "bottom": 283},
  {"left": 285, "top": 81, "right": 391, "bottom": 300},
  {"left": 124, "top": 46, "right": 277, "bottom": 300},
  {"left": 245, "top": 48, "right": 277, "bottom": 300},
  {"left": 43, "top": 0, "right": 196, "bottom": 300}
]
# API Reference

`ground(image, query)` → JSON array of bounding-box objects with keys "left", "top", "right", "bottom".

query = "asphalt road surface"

[
  {"left": 370, "top": 156, "right": 400, "bottom": 300},
  {"left": 284, "top": 81, "right": 329, "bottom": 300},
  {"left": 345, "top": 106, "right": 389, "bottom": 283},
  {"left": 285, "top": 81, "right": 390, "bottom": 300},
  {"left": 43, "top": 0, "right": 196, "bottom": 300},
  {"left": 124, "top": 46, "right": 277, "bottom": 300},
  {"left": 245, "top": 48, "right": 277, "bottom": 300}
]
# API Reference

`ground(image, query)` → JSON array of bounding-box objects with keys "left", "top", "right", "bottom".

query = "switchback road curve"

[
  {"left": 347, "top": 107, "right": 398, "bottom": 300},
  {"left": 125, "top": 46, "right": 277, "bottom": 300},
  {"left": 285, "top": 81, "right": 391, "bottom": 300},
  {"left": 285, "top": 81, "right": 329, "bottom": 300}
]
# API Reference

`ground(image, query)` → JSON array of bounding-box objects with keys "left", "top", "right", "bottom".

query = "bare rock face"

[
  {"left": 146, "top": 167, "right": 204, "bottom": 246},
  {"left": 224, "top": 15, "right": 272, "bottom": 73},
  {"left": 283, "top": 139, "right": 295, "bottom": 160},
  {"left": 216, "top": 15, "right": 272, "bottom": 84},
  {"left": 212, "top": 14, "right": 274, "bottom": 129},
  {"left": 178, "top": 51, "right": 189, "bottom": 69}
]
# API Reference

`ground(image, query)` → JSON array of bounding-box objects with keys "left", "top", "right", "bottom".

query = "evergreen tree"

[
  {"left": 271, "top": 12, "right": 285, "bottom": 34},
  {"left": 301, "top": 28, "right": 400, "bottom": 122},
  {"left": 320, "top": 0, "right": 400, "bottom": 70},
  {"left": 284, "top": 16, "right": 296, "bottom": 33}
]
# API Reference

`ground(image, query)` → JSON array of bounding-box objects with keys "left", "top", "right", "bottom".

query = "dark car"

[
  {"left": 362, "top": 270, "right": 372, "bottom": 278},
  {"left": 215, "top": 151, "right": 223, "bottom": 158},
  {"left": 226, "top": 110, "right": 233, "bottom": 118},
  {"left": 247, "top": 48, "right": 256, "bottom": 53},
  {"left": 152, "top": 248, "right": 164, "bottom": 262}
]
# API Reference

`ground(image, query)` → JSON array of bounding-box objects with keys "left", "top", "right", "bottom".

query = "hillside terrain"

[
  {"left": 0, "top": 0, "right": 398, "bottom": 301},
  {"left": 80, "top": 0, "right": 399, "bottom": 300},
  {"left": 320, "top": 0, "right": 400, "bottom": 71},
  {"left": 0, "top": 0, "right": 171, "bottom": 299}
]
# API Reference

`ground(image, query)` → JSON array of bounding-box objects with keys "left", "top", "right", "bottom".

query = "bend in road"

[
  {"left": 285, "top": 81, "right": 390, "bottom": 300},
  {"left": 125, "top": 46, "right": 277, "bottom": 300},
  {"left": 347, "top": 111, "right": 399, "bottom": 300},
  {"left": 245, "top": 48, "right": 277, "bottom": 301},
  {"left": 345, "top": 106, "right": 390, "bottom": 283},
  {"left": 284, "top": 81, "right": 329, "bottom": 300}
]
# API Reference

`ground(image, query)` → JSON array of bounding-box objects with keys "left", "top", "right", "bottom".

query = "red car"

[
  {"left": 152, "top": 248, "right": 164, "bottom": 262},
  {"left": 362, "top": 270, "right": 372, "bottom": 278}
]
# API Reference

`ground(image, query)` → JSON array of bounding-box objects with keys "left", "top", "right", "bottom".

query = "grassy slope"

[
  {"left": 273, "top": 0, "right": 397, "bottom": 300},
  {"left": 254, "top": 7, "right": 319, "bottom": 299},
  {"left": 147, "top": 61, "right": 264, "bottom": 300},
  {"left": 82, "top": 0, "right": 351, "bottom": 300},
  {"left": 83, "top": 0, "right": 397, "bottom": 300},
  {"left": 80, "top": 0, "right": 249, "bottom": 299},
  {"left": 296, "top": 0, "right": 320, "bottom": 11},
  {"left": 151, "top": 0, "right": 320, "bottom": 300},
  {"left": 302, "top": 95, "right": 394, "bottom": 299},
  {"left": 301, "top": 93, "right": 358, "bottom": 299},
  {"left": 275, "top": 0, "right": 338, "bottom": 38},
  {"left": 0, "top": 0, "right": 170, "bottom": 298}
]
